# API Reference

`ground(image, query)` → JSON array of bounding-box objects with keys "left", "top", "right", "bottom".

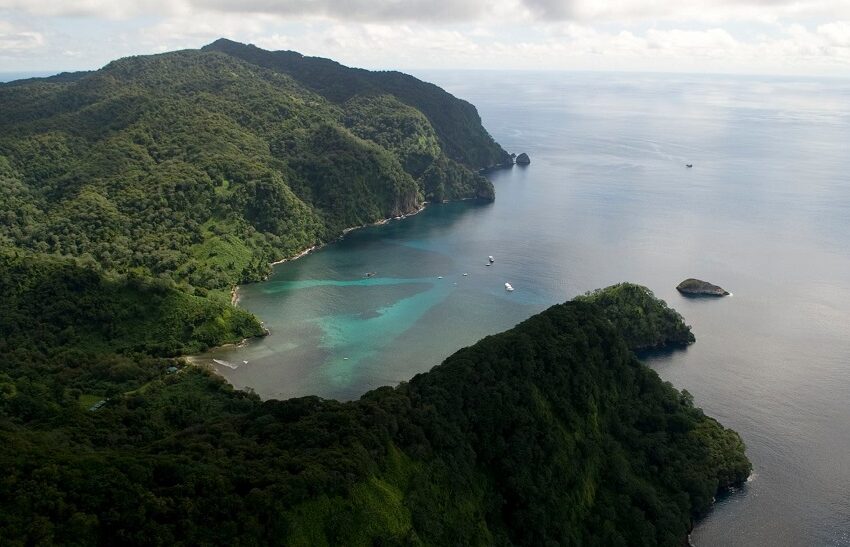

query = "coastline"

[{"left": 228, "top": 201, "right": 430, "bottom": 308}]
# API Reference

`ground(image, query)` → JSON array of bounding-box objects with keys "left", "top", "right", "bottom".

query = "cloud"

[
  {"left": 0, "top": 0, "right": 175, "bottom": 19},
  {"left": 1, "top": 0, "right": 850, "bottom": 74},
  {"left": 0, "top": 0, "right": 519, "bottom": 23},
  {"left": 0, "top": 21, "right": 44, "bottom": 53},
  {"left": 521, "top": 0, "right": 576, "bottom": 19},
  {"left": 818, "top": 21, "right": 850, "bottom": 47},
  {"left": 143, "top": 10, "right": 272, "bottom": 44},
  {"left": 191, "top": 0, "right": 518, "bottom": 23},
  {"left": 190, "top": 0, "right": 850, "bottom": 23},
  {"left": 6, "top": 0, "right": 850, "bottom": 23},
  {"left": 251, "top": 24, "right": 484, "bottom": 68}
]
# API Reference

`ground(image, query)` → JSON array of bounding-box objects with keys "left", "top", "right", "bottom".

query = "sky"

[{"left": 1, "top": 0, "right": 850, "bottom": 76}]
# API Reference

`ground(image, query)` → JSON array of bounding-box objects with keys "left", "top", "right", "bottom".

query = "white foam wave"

[{"left": 213, "top": 359, "right": 239, "bottom": 369}]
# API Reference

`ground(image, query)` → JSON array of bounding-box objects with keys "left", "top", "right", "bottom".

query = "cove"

[{"left": 198, "top": 71, "right": 850, "bottom": 545}]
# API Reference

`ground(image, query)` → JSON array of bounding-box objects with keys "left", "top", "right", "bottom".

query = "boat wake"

[{"left": 212, "top": 358, "right": 239, "bottom": 370}]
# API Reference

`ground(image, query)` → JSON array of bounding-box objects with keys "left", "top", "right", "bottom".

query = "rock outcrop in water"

[
  {"left": 516, "top": 152, "right": 531, "bottom": 164},
  {"left": 677, "top": 278, "right": 730, "bottom": 296}
]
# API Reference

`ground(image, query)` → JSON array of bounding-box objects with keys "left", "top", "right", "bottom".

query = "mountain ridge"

[
  {"left": 201, "top": 38, "right": 511, "bottom": 170},
  {"left": 0, "top": 40, "right": 504, "bottom": 292}
]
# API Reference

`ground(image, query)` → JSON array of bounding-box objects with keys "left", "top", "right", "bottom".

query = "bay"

[{"left": 199, "top": 71, "right": 850, "bottom": 545}]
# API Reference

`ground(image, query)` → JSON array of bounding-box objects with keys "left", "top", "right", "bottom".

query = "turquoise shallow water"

[{"left": 199, "top": 71, "right": 850, "bottom": 545}]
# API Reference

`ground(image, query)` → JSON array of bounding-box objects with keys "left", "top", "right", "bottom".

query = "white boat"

[
  {"left": 463, "top": 273, "right": 469, "bottom": 276},
  {"left": 437, "top": 276, "right": 443, "bottom": 279},
  {"left": 505, "top": 282, "right": 514, "bottom": 292},
  {"left": 488, "top": 255, "right": 495, "bottom": 263}
]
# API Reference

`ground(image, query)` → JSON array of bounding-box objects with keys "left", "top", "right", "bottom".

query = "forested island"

[{"left": 0, "top": 41, "right": 749, "bottom": 545}]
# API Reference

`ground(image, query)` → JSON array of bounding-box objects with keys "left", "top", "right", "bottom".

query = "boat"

[
  {"left": 685, "top": 163, "right": 693, "bottom": 168},
  {"left": 463, "top": 273, "right": 469, "bottom": 276},
  {"left": 488, "top": 255, "right": 495, "bottom": 263},
  {"left": 364, "top": 272, "right": 376, "bottom": 278},
  {"left": 505, "top": 282, "right": 514, "bottom": 292},
  {"left": 437, "top": 276, "right": 443, "bottom": 279}
]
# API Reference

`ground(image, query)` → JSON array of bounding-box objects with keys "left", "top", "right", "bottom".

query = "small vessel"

[
  {"left": 505, "top": 282, "right": 514, "bottom": 292},
  {"left": 364, "top": 272, "right": 376, "bottom": 278},
  {"left": 463, "top": 273, "right": 469, "bottom": 276},
  {"left": 488, "top": 255, "right": 495, "bottom": 263},
  {"left": 343, "top": 357, "right": 349, "bottom": 360},
  {"left": 486, "top": 263, "right": 491, "bottom": 267},
  {"left": 685, "top": 163, "right": 693, "bottom": 168},
  {"left": 437, "top": 276, "right": 443, "bottom": 279},
  {"left": 242, "top": 360, "right": 248, "bottom": 365}
]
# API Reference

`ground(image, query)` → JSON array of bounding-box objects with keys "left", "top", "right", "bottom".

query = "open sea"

[
  {"left": 0, "top": 71, "right": 56, "bottom": 82},
  {"left": 198, "top": 71, "right": 850, "bottom": 545}
]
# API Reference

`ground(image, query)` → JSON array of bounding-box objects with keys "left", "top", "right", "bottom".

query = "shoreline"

[
  {"left": 229, "top": 201, "right": 430, "bottom": 308},
  {"left": 202, "top": 193, "right": 494, "bottom": 379}
]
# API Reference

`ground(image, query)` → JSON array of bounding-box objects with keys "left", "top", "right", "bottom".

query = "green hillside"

[
  {"left": 0, "top": 250, "right": 264, "bottom": 399},
  {"left": 0, "top": 284, "right": 749, "bottom": 546},
  {"left": 201, "top": 38, "right": 510, "bottom": 170},
  {"left": 0, "top": 41, "right": 504, "bottom": 291}
]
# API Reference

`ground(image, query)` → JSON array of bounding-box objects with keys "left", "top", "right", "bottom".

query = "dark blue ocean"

[{"left": 200, "top": 71, "right": 850, "bottom": 545}]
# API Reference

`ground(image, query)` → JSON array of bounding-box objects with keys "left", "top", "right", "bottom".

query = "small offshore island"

[
  {"left": 0, "top": 40, "right": 749, "bottom": 545},
  {"left": 677, "top": 278, "right": 731, "bottom": 296}
]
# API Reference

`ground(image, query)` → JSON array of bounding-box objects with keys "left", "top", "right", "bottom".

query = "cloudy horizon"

[{"left": 2, "top": 0, "right": 850, "bottom": 76}]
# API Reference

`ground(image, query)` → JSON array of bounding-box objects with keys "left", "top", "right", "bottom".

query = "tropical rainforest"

[
  {"left": 0, "top": 38, "right": 505, "bottom": 292},
  {"left": 0, "top": 40, "right": 749, "bottom": 546}
]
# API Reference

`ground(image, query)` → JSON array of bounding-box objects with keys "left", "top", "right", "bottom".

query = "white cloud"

[
  {"left": 4, "top": 0, "right": 850, "bottom": 24},
  {"left": 818, "top": 21, "right": 850, "bottom": 47},
  {"left": 142, "top": 11, "right": 273, "bottom": 45},
  {"left": 0, "top": 0, "right": 176, "bottom": 19},
  {"left": 192, "top": 0, "right": 524, "bottom": 23},
  {"left": 251, "top": 23, "right": 485, "bottom": 68},
  {"left": 0, "top": 20, "right": 44, "bottom": 53},
  {"left": 2, "top": 0, "right": 850, "bottom": 74}
]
